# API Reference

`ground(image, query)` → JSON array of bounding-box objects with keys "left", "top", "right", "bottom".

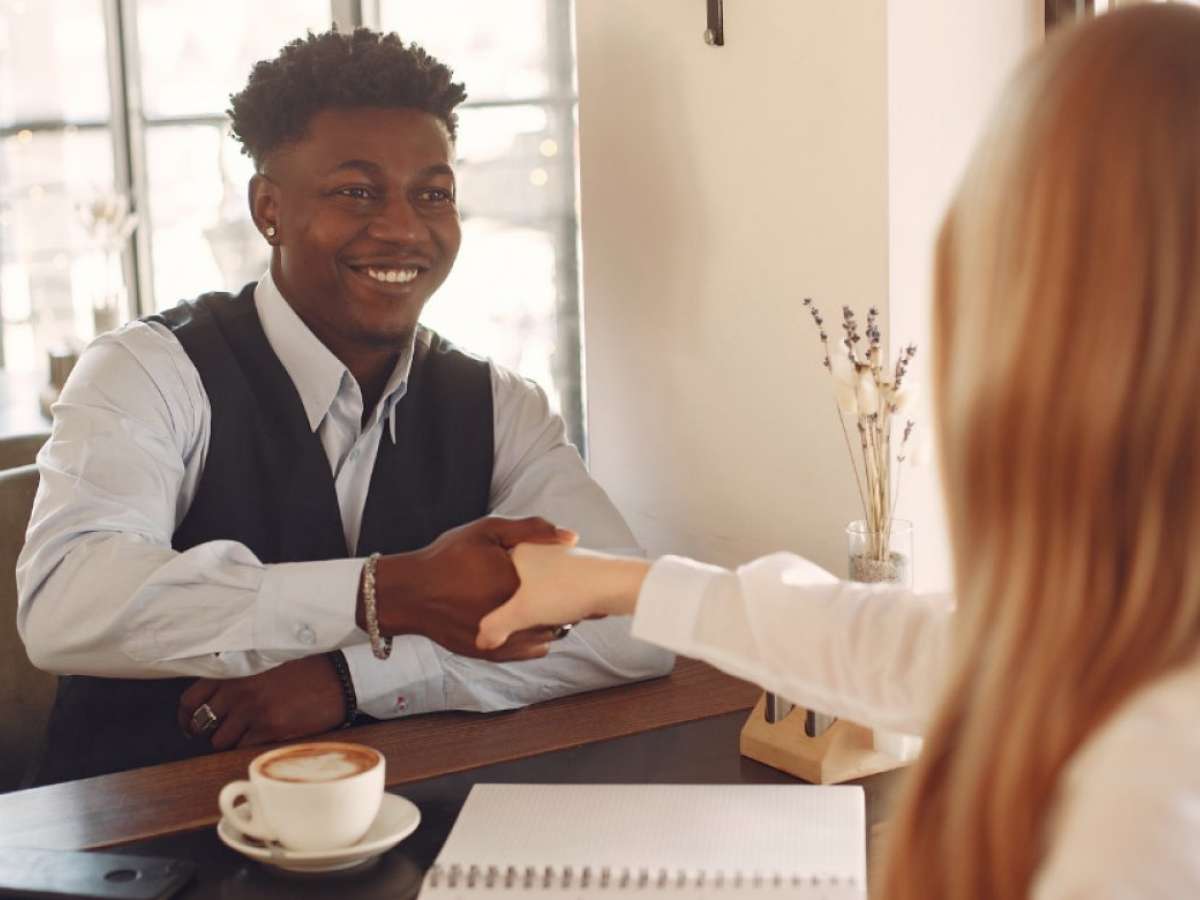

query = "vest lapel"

[
  {"left": 357, "top": 333, "right": 494, "bottom": 556},
  {"left": 165, "top": 285, "right": 346, "bottom": 563}
]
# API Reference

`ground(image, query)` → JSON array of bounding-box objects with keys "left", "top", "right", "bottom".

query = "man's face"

[{"left": 255, "top": 106, "right": 461, "bottom": 353}]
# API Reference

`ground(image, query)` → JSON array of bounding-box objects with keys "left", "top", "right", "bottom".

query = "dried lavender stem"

[
  {"left": 882, "top": 411, "right": 893, "bottom": 549},
  {"left": 858, "top": 420, "right": 873, "bottom": 523},
  {"left": 891, "top": 457, "right": 904, "bottom": 522},
  {"left": 836, "top": 406, "right": 871, "bottom": 524},
  {"left": 862, "top": 419, "right": 886, "bottom": 559},
  {"left": 857, "top": 420, "right": 874, "bottom": 538},
  {"left": 889, "top": 467, "right": 905, "bottom": 549},
  {"left": 888, "top": 420, "right": 915, "bottom": 545},
  {"left": 877, "top": 417, "right": 892, "bottom": 560},
  {"left": 875, "top": 423, "right": 889, "bottom": 559}
]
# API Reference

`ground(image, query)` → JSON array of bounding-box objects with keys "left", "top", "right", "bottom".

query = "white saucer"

[{"left": 217, "top": 793, "right": 421, "bottom": 873}]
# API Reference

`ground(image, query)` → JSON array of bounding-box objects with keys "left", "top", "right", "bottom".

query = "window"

[
  {"left": 133, "top": 0, "right": 332, "bottom": 313},
  {"left": 1048, "top": 0, "right": 1200, "bottom": 29},
  {"left": 374, "top": 2, "right": 582, "bottom": 446},
  {"left": 0, "top": 0, "right": 584, "bottom": 449},
  {"left": 0, "top": 0, "right": 116, "bottom": 384}
]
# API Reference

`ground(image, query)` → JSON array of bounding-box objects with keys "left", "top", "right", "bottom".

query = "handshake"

[
  {"left": 355, "top": 516, "right": 583, "bottom": 662},
  {"left": 179, "top": 517, "right": 649, "bottom": 751}
]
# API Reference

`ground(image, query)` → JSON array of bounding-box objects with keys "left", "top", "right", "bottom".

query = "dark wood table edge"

[{"left": 0, "top": 659, "right": 761, "bottom": 851}]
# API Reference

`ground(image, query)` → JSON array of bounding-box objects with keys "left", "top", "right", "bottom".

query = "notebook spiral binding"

[{"left": 424, "top": 863, "right": 860, "bottom": 891}]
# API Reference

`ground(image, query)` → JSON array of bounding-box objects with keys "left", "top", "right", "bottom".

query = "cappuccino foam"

[{"left": 261, "top": 747, "right": 376, "bottom": 783}]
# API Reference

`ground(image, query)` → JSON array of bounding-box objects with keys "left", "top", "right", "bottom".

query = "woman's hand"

[{"left": 476, "top": 544, "right": 652, "bottom": 650}]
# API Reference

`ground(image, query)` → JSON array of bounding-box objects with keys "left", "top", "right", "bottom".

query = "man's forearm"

[
  {"left": 343, "top": 618, "right": 672, "bottom": 720},
  {"left": 19, "top": 531, "right": 363, "bottom": 678},
  {"left": 353, "top": 551, "right": 428, "bottom": 636}
]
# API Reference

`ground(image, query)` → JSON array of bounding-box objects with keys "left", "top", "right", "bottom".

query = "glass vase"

[
  {"left": 846, "top": 519, "right": 913, "bottom": 587},
  {"left": 845, "top": 519, "right": 921, "bottom": 760},
  {"left": 92, "top": 250, "right": 127, "bottom": 337}
]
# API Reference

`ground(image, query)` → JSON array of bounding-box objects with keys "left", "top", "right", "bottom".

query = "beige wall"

[{"left": 576, "top": 1, "right": 1037, "bottom": 581}]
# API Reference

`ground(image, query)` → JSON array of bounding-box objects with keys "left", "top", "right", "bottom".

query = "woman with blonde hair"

[{"left": 475, "top": 6, "right": 1200, "bottom": 897}]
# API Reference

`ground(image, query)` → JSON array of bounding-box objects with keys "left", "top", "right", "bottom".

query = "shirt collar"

[{"left": 253, "top": 270, "right": 416, "bottom": 434}]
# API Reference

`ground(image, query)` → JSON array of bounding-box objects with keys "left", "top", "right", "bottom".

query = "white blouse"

[{"left": 631, "top": 553, "right": 1200, "bottom": 898}]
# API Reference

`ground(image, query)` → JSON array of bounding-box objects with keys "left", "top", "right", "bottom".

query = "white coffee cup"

[{"left": 218, "top": 741, "right": 385, "bottom": 852}]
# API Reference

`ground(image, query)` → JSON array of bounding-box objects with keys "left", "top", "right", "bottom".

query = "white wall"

[
  {"left": 576, "top": 1, "right": 1037, "bottom": 582},
  {"left": 886, "top": 1, "right": 1042, "bottom": 589},
  {"left": 576, "top": 1, "right": 888, "bottom": 572}
]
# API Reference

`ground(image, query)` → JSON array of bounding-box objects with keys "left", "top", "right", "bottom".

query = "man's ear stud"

[{"left": 265, "top": 225, "right": 276, "bottom": 238}]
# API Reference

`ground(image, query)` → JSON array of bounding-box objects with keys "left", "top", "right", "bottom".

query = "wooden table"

[{"left": 0, "top": 660, "right": 904, "bottom": 898}]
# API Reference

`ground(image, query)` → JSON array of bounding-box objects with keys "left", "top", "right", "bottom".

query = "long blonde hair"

[{"left": 882, "top": 7, "right": 1200, "bottom": 898}]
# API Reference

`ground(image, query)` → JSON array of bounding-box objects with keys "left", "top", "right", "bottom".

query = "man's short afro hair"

[{"left": 228, "top": 28, "right": 467, "bottom": 168}]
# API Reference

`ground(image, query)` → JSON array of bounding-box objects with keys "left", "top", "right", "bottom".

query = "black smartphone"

[{"left": 0, "top": 848, "right": 195, "bottom": 900}]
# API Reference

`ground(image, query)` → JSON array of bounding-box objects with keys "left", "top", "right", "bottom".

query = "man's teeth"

[{"left": 364, "top": 267, "right": 419, "bottom": 284}]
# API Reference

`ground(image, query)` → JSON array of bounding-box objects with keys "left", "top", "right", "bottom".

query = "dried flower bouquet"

[
  {"left": 78, "top": 192, "right": 138, "bottom": 251},
  {"left": 802, "top": 298, "right": 917, "bottom": 579},
  {"left": 77, "top": 192, "right": 138, "bottom": 335}
]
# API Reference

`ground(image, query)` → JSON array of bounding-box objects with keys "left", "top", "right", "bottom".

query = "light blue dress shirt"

[{"left": 16, "top": 272, "right": 673, "bottom": 718}]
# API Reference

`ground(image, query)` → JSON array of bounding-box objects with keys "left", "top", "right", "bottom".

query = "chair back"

[
  {"left": 0, "top": 431, "right": 49, "bottom": 471},
  {"left": 0, "top": 464, "right": 56, "bottom": 791}
]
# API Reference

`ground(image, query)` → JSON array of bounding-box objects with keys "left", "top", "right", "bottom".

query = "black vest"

[{"left": 36, "top": 283, "right": 493, "bottom": 785}]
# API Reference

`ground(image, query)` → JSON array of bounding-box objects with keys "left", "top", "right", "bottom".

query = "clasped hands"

[{"left": 179, "top": 515, "right": 601, "bottom": 749}]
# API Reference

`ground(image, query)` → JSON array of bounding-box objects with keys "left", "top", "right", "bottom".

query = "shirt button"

[
  {"left": 296, "top": 625, "right": 316, "bottom": 646},
  {"left": 348, "top": 448, "right": 360, "bottom": 461}
]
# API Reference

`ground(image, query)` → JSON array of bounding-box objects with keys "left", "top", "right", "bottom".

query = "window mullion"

[
  {"left": 547, "top": 0, "right": 585, "bottom": 455},
  {"left": 359, "top": 0, "right": 381, "bottom": 29},
  {"left": 104, "top": 0, "right": 153, "bottom": 316},
  {"left": 331, "top": 0, "right": 365, "bottom": 31}
]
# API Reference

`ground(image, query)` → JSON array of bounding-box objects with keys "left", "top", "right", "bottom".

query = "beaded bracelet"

[
  {"left": 326, "top": 650, "right": 358, "bottom": 728},
  {"left": 362, "top": 552, "right": 393, "bottom": 660}
]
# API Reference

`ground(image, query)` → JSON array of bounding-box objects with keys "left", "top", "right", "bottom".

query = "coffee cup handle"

[{"left": 219, "top": 780, "right": 277, "bottom": 843}]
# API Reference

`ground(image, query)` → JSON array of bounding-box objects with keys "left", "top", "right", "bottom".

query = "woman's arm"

[{"left": 480, "top": 545, "right": 954, "bottom": 735}]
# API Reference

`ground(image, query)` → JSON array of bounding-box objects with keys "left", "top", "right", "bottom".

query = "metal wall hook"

[{"left": 704, "top": 0, "right": 724, "bottom": 46}]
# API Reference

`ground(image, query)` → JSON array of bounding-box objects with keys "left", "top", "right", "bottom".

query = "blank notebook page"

[{"left": 432, "top": 783, "right": 865, "bottom": 881}]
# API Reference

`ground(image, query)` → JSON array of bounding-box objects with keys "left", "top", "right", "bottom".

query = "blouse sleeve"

[{"left": 631, "top": 552, "right": 954, "bottom": 735}]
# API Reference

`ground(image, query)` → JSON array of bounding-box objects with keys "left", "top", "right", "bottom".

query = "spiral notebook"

[{"left": 418, "top": 783, "right": 866, "bottom": 897}]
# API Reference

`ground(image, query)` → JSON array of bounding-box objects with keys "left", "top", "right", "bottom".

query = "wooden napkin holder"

[{"left": 739, "top": 694, "right": 908, "bottom": 784}]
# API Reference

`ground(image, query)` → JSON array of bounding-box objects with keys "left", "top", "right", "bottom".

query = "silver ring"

[
  {"left": 190, "top": 702, "right": 219, "bottom": 736},
  {"left": 551, "top": 623, "right": 574, "bottom": 641}
]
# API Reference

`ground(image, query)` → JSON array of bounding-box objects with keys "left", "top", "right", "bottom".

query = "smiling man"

[{"left": 16, "top": 29, "right": 672, "bottom": 785}]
